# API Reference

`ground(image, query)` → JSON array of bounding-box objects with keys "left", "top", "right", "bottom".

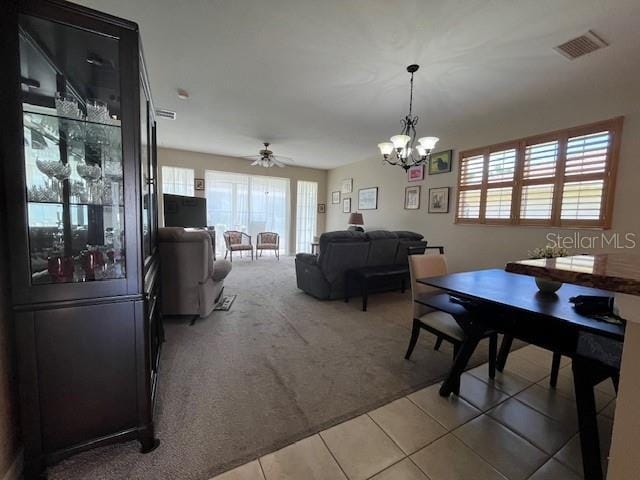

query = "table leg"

[
  {"left": 344, "top": 273, "right": 350, "bottom": 303},
  {"left": 573, "top": 358, "right": 604, "bottom": 480},
  {"left": 439, "top": 334, "right": 481, "bottom": 397},
  {"left": 361, "top": 278, "right": 368, "bottom": 312},
  {"left": 497, "top": 334, "right": 513, "bottom": 372}
]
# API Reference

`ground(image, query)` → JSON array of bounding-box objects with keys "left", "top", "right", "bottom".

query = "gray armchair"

[{"left": 159, "top": 227, "right": 232, "bottom": 318}]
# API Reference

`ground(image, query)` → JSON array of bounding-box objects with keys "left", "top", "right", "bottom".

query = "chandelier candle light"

[{"left": 378, "top": 65, "right": 439, "bottom": 171}]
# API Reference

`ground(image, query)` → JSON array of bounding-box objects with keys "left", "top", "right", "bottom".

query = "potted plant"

[{"left": 528, "top": 245, "right": 569, "bottom": 294}]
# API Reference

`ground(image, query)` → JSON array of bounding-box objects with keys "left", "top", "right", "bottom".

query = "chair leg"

[
  {"left": 405, "top": 319, "right": 421, "bottom": 360},
  {"left": 489, "top": 333, "right": 498, "bottom": 379},
  {"left": 497, "top": 334, "right": 514, "bottom": 372},
  {"left": 550, "top": 351, "right": 562, "bottom": 388},
  {"left": 229, "top": 250, "right": 233, "bottom": 262},
  {"left": 434, "top": 337, "right": 443, "bottom": 351},
  {"left": 225, "top": 250, "right": 228, "bottom": 260}
]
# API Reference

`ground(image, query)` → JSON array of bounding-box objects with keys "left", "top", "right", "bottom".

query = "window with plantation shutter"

[{"left": 455, "top": 117, "right": 623, "bottom": 228}]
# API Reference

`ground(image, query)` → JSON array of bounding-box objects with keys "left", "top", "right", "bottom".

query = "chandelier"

[{"left": 377, "top": 64, "right": 439, "bottom": 170}]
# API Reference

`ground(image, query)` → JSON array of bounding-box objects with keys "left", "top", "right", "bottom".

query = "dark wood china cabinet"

[{"left": 0, "top": 0, "right": 163, "bottom": 477}]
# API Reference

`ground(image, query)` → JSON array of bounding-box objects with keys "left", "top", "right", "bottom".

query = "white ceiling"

[{"left": 76, "top": 0, "right": 640, "bottom": 169}]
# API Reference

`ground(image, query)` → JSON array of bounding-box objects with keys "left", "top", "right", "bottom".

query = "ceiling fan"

[{"left": 244, "top": 142, "right": 293, "bottom": 168}]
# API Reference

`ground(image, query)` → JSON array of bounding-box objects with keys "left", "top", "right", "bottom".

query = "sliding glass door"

[
  {"left": 296, "top": 181, "right": 318, "bottom": 253},
  {"left": 205, "top": 171, "right": 289, "bottom": 254}
]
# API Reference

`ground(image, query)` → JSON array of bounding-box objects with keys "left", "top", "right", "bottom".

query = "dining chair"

[
  {"left": 497, "top": 335, "right": 563, "bottom": 387},
  {"left": 256, "top": 232, "right": 280, "bottom": 260},
  {"left": 405, "top": 247, "right": 498, "bottom": 394},
  {"left": 223, "top": 230, "right": 253, "bottom": 262}
]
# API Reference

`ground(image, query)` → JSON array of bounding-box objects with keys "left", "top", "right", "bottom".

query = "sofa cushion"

[
  {"left": 394, "top": 231, "right": 424, "bottom": 241},
  {"left": 318, "top": 230, "right": 367, "bottom": 257},
  {"left": 365, "top": 230, "right": 399, "bottom": 267}
]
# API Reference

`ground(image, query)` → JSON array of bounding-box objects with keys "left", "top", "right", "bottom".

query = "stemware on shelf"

[{"left": 54, "top": 93, "right": 84, "bottom": 120}]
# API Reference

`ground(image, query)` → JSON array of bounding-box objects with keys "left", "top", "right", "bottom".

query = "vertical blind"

[
  {"left": 161, "top": 166, "right": 194, "bottom": 196},
  {"left": 205, "top": 171, "right": 290, "bottom": 253},
  {"left": 296, "top": 181, "right": 318, "bottom": 253},
  {"left": 455, "top": 118, "right": 622, "bottom": 228}
]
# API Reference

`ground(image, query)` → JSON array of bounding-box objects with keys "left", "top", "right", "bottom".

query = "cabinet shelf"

[{"left": 27, "top": 200, "right": 125, "bottom": 208}]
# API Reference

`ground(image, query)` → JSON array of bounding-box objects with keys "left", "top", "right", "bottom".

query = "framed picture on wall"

[
  {"left": 429, "top": 150, "right": 453, "bottom": 175},
  {"left": 407, "top": 164, "right": 424, "bottom": 182},
  {"left": 404, "top": 186, "right": 421, "bottom": 210},
  {"left": 342, "top": 197, "right": 351, "bottom": 213},
  {"left": 318, "top": 203, "right": 326, "bottom": 214},
  {"left": 428, "top": 187, "right": 450, "bottom": 213},
  {"left": 332, "top": 191, "right": 340, "bottom": 204},
  {"left": 194, "top": 178, "right": 205, "bottom": 191},
  {"left": 341, "top": 178, "right": 353, "bottom": 194},
  {"left": 358, "top": 187, "right": 378, "bottom": 210}
]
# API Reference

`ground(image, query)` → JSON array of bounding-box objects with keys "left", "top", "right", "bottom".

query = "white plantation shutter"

[
  {"left": 560, "top": 131, "right": 611, "bottom": 223},
  {"left": 457, "top": 189, "right": 482, "bottom": 219},
  {"left": 561, "top": 180, "right": 605, "bottom": 220},
  {"left": 457, "top": 154, "right": 484, "bottom": 219},
  {"left": 487, "top": 149, "right": 516, "bottom": 183},
  {"left": 485, "top": 187, "right": 512, "bottom": 219},
  {"left": 485, "top": 148, "right": 516, "bottom": 221},
  {"left": 519, "top": 140, "right": 559, "bottom": 222},
  {"left": 565, "top": 131, "right": 609, "bottom": 176},
  {"left": 520, "top": 184, "right": 555, "bottom": 219},
  {"left": 455, "top": 117, "right": 622, "bottom": 228}
]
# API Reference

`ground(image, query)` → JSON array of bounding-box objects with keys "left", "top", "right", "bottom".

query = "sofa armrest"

[
  {"left": 211, "top": 260, "right": 232, "bottom": 282},
  {"left": 295, "top": 253, "right": 318, "bottom": 266}
]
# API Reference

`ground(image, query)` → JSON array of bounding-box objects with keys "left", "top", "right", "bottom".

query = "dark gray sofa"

[{"left": 295, "top": 230, "right": 425, "bottom": 300}]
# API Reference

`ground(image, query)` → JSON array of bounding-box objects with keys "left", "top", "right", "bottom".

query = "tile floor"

[{"left": 211, "top": 345, "right": 616, "bottom": 480}]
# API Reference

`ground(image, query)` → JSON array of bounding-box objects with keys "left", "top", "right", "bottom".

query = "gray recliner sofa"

[
  {"left": 295, "top": 230, "right": 425, "bottom": 300},
  {"left": 159, "top": 227, "right": 232, "bottom": 318}
]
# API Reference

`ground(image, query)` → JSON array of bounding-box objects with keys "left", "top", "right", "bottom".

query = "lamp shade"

[
  {"left": 390, "top": 134, "right": 410, "bottom": 149},
  {"left": 418, "top": 136, "right": 439, "bottom": 150},
  {"left": 348, "top": 212, "right": 364, "bottom": 225},
  {"left": 377, "top": 142, "right": 394, "bottom": 156}
]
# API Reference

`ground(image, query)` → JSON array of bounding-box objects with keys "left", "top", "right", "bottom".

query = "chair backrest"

[
  {"left": 224, "top": 230, "right": 243, "bottom": 246},
  {"left": 408, "top": 252, "right": 448, "bottom": 317},
  {"left": 258, "top": 232, "right": 279, "bottom": 245}
]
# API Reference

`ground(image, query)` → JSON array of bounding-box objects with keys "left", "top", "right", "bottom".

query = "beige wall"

[
  {"left": 326, "top": 88, "right": 640, "bottom": 272},
  {"left": 157, "top": 148, "right": 328, "bottom": 254}
]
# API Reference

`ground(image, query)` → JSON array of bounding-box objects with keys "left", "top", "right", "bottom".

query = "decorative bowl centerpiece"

[{"left": 528, "top": 245, "right": 569, "bottom": 294}]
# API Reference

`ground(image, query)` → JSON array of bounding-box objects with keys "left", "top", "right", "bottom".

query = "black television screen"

[{"left": 163, "top": 194, "right": 207, "bottom": 228}]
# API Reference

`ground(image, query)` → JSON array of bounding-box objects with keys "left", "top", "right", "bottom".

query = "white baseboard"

[{"left": 2, "top": 449, "right": 23, "bottom": 480}]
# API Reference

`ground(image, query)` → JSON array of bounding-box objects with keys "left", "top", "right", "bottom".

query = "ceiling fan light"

[
  {"left": 419, "top": 136, "right": 439, "bottom": 150},
  {"left": 390, "top": 135, "right": 410, "bottom": 149},
  {"left": 378, "top": 142, "right": 394, "bottom": 156}
]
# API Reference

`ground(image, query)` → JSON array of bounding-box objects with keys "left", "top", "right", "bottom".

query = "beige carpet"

[{"left": 48, "top": 256, "right": 495, "bottom": 480}]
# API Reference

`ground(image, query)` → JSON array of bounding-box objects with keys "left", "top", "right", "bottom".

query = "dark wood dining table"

[{"left": 416, "top": 268, "right": 624, "bottom": 480}]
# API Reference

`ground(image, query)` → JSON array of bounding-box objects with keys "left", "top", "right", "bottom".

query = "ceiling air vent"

[
  {"left": 554, "top": 30, "right": 608, "bottom": 60},
  {"left": 155, "top": 109, "right": 177, "bottom": 120}
]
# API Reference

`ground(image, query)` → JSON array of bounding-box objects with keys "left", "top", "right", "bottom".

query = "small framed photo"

[
  {"left": 342, "top": 197, "right": 351, "bottom": 213},
  {"left": 428, "top": 187, "right": 450, "bottom": 213},
  {"left": 407, "top": 164, "right": 424, "bottom": 182},
  {"left": 341, "top": 178, "right": 353, "bottom": 194},
  {"left": 404, "top": 186, "right": 421, "bottom": 210},
  {"left": 429, "top": 150, "right": 453, "bottom": 175},
  {"left": 318, "top": 203, "right": 326, "bottom": 214},
  {"left": 331, "top": 191, "right": 340, "bottom": 204},
  {"left": 194, "top": 178, "right": 205, "bottom": 191},
  {"left": 358, "top": 187, "right": 378, "bottom": 210}
]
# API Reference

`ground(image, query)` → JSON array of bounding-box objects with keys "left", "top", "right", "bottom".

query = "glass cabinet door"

[{"left": 19, "top": 14, "right": 126, "bottom": 284}]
